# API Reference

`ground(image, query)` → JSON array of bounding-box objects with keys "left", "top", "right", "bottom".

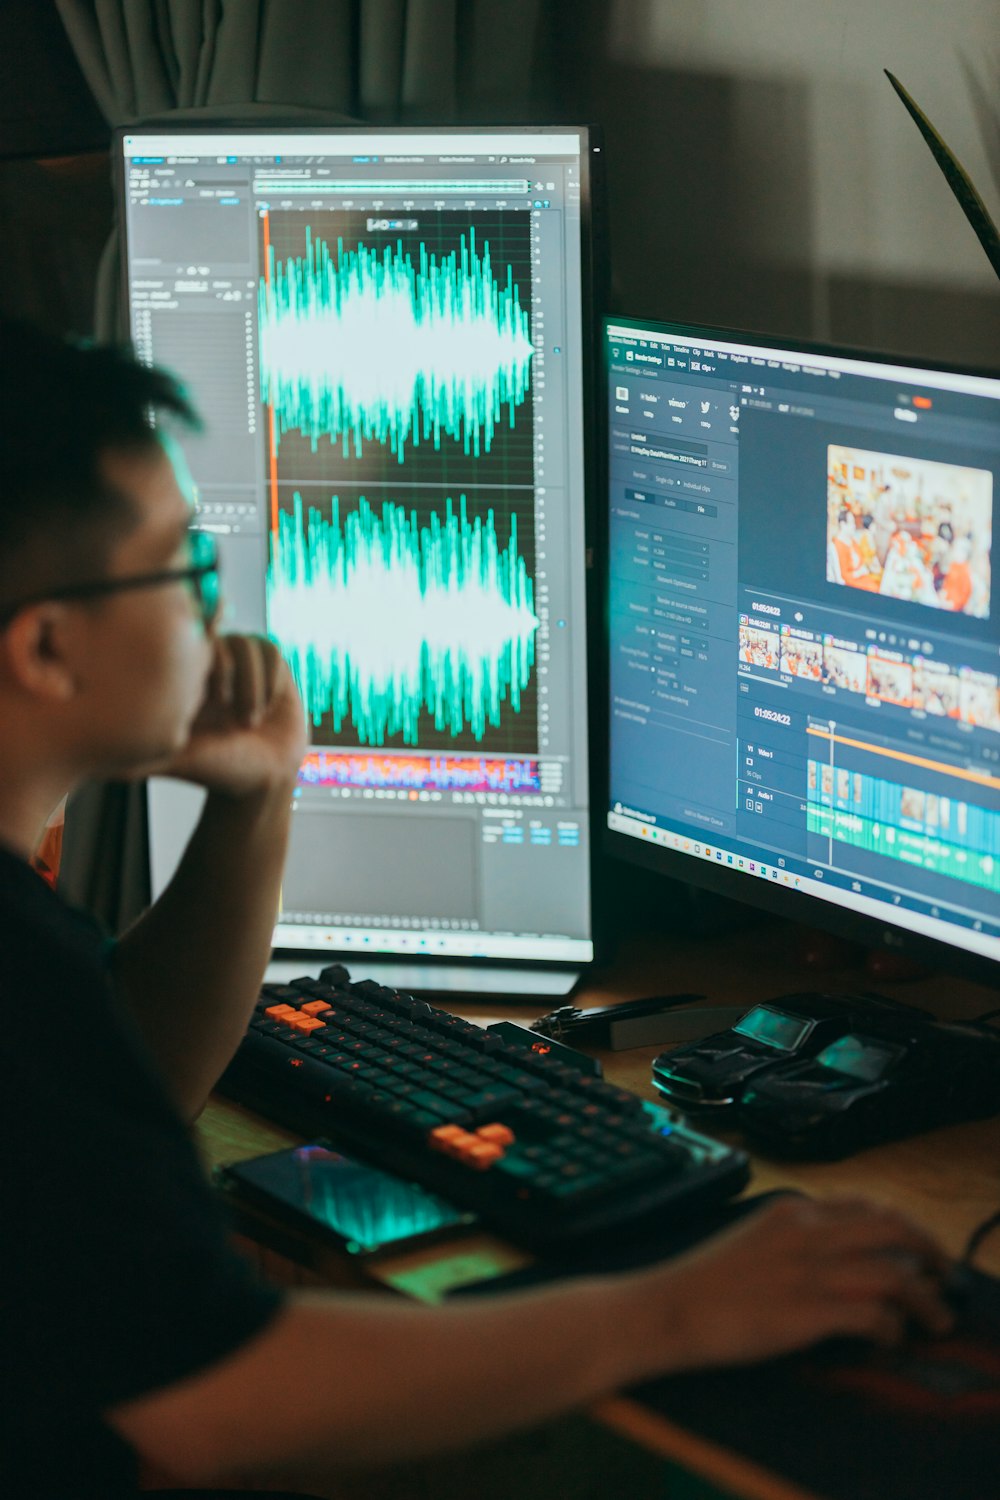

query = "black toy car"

[
  {"left": 651, "top": 991, "right": 917, "bottom": 1113},
  {"left": 738, "top": 1013, "right": 1000, "bottom": 1159}
]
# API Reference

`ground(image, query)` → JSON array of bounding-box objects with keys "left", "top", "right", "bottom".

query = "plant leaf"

[{"left": 885, "top": 69, "right": 1000, "bottom": 281}]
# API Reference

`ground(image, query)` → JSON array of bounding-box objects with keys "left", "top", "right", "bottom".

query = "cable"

[{"left": 962, "top": 1207, "right": 1000, "bottom": 1266}]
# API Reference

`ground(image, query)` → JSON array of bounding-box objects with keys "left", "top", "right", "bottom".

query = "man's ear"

[{"left": 0, "top": 604, "right": 79, "bottom": 702}]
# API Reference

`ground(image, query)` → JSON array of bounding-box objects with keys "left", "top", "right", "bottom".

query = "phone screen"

[{"left": 220, "top": 1144, "right": 475, "bottom": 1256}]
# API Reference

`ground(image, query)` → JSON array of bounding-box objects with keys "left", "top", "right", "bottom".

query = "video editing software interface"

[
  {"left": 121, "top": 128, "right": 593, "bottom": 964},
  {"left": 606, "top": 320, "right": 1000, "bottom": 966}
]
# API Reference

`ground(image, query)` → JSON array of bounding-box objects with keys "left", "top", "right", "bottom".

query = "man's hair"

[{"left": 0, "top": 320, "right": 200, "bottom": 604}]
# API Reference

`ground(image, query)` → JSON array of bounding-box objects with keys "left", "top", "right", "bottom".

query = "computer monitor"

[
  {"left": 604, "top": 317, "right": 1000, "bottom": 984},
  {"left": 117, "top": 124, "right": 600, "bottom": 995}
]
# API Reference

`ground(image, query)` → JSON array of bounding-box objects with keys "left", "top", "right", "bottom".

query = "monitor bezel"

[
  {"left": 115, "top": 119, "right": 607, "bottom": 974},
  {"left": 599, "top": 313, "right": 1000, "bottom": 990}
]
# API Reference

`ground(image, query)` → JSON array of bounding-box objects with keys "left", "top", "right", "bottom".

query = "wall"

[
  {"left": 575, "top": 0, "right": 1000, "bottom": 364},
  {"left": 4, "top": 2, "right": 998, "bottom": 360}
]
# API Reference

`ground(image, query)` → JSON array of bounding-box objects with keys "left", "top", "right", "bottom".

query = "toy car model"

[
  {"left": 651, "top": 991, "right": 917, "bottom": 1113},
  {"left": 738, "top": 1013, "right": 1000, "bottom": 1159}
]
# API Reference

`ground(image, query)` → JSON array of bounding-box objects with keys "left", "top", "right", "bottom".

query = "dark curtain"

[{"left": 56, "top": 1, "right": 549, "bottom": 125}]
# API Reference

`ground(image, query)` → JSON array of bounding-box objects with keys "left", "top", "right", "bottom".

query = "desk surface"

[{"left": 196, "top": 922, "right": 1000, "bottom": 1500}]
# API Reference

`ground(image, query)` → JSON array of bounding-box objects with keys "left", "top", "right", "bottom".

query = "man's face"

[{"left": 66, "top": 437, "right": 216, "bottom": 776}]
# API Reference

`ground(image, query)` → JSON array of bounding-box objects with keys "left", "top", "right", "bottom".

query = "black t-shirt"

[{"left": 0, "top": 845, "right": 284, "bottom": 1498}]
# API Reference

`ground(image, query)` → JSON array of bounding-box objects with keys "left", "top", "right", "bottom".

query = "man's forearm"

[
  {"left": 109, "top": 1196, "right": 954, "bottom": 1487},
  {"left": 113, "top": 781, "right": 294, "bottom": 1117},
  {"left": 113, "top": 1275, "right": 656, "bottom": 1485}
]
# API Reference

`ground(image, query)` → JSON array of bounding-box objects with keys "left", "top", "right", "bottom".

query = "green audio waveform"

[
  {"left": 259, "top": 227, "right": 534, "bottom": 459},
  {"left": 266, "top": 492, "right": 539, "bottom": 745}
]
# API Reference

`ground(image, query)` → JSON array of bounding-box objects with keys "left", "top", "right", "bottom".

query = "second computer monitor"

[
  {"left": 605, "top": 317, "right": 1000, "bottom": 977},
  {"left": 120, "top": 125, "right": 596, "bottom": 972}
]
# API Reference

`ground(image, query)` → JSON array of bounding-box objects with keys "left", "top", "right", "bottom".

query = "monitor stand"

[{"left": 266, "top": 956, "right": 583, "bottom": 1003}]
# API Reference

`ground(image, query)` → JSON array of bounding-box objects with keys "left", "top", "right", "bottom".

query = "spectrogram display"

[
  {"left": 267, "top": 492, "right": 539, "bottom": 751},
  {"left": 298, "top": 751, "right": 541, "bottom": 794},
  {"left": 259, "top": 214, "right": 534, "bottom": 471}
]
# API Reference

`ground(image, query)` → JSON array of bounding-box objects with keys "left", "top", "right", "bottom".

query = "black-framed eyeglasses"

[{"left": 0, "top": 529, "right": 222, "bottom": 630}]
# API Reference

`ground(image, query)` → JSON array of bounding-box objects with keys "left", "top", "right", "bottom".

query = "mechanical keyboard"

[{"left": 218, "top": 965, "right": 749, "bottom": 1251}]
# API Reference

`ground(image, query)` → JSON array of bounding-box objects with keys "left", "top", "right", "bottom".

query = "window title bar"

[
  {"left": 606, "top": 324, "right": 1000, "bottom": 400},
  {"left": 124, "top": 131, "right": 583, "bottom": 158}
]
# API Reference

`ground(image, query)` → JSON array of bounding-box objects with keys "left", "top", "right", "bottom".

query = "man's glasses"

[{"left": 0, "top": 528, "right": 222, "bottom": 630}]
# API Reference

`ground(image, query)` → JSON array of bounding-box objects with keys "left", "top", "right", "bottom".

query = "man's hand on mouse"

[
  {"left": 633, "top": 1195, "right": 953, "bottom": 1378},
  {"left": 140, "top": 633, "right": 307, "bottom": 799}
]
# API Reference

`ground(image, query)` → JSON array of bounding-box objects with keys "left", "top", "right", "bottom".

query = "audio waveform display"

[
  {"left": 267, "top": 492, "right": 540, "bottom": 748},
  {"left": 259, "top": 226, "right": 534, "bottom": 460},
  {"left": 298, "top": 750, "right": 541, "bottom": 794}
]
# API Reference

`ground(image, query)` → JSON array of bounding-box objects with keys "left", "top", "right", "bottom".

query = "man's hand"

[
  {"left": 637, "top": 1195, "right": 953, "bottom": 1377},
  {"left": 147, "top": 634, "right": 307, "bottom": 799},
  {"left": 114, "top": 634, "right": 307, "bottom": 1116}
]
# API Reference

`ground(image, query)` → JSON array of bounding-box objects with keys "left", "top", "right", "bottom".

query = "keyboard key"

[
  {"left": 318, "top": 963, "right": 351, "bottom": 988},
  {"left": 454, "top": 1087, "right": 521, "bottom": 1119},
  {"left": 260, "top": 984, "right": 298, "bottom": 1001},
  {"left": 496, "top": 1154, "right": 541, "bottom": 1180},
  {"left": 409, "top": 1089, "right": 471, "bottom": 1123}
]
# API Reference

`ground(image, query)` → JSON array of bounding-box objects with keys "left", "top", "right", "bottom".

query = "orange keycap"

[
  {"left": 429, "top": 1125, "right": 463, "bottom": 1154},
  {"left": 476, "top": 1123, "right": 515, "bottom": 1147},
  {"left": 264, "top": 1004, "right": 297, "bottom": 1020},
  {"left": 286, "top": 1014, "right": 312, "bottom": 1032},
  {"left": 462, "top": 1142, "right": 503, "bottom": 1171},
  {"left": 434, "top": 1127, "right": 478, "bottom": 1158},
  {"left": 301, "top": 1000, "right": 331, "bottom": 1016}
]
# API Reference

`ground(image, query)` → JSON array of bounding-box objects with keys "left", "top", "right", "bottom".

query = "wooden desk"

[{"left": 196, "top": 923, "right": 1000, "bottom": 1500}]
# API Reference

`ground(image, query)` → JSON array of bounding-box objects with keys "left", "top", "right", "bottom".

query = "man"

[
  {"left": 940, "top": 536, "right": 974, "bottom": 613},
  {"left": 832, "top": 508, "right": 881, "bottom": 592},
  {"left": 0, "top": 321, "right": 952, "bottom": 1499}
]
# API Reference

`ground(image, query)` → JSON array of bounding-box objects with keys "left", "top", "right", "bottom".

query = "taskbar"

[
  {"left": 272, "top": 922, "right": 593, "bottom": 964},
  {"left": 607, "top": 809, "right": 1000, "bottom": 965}
]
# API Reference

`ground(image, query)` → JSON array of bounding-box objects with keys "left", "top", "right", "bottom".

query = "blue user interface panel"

[{"left": 606, "top": 319, "right": 1000, "bottom": 965}]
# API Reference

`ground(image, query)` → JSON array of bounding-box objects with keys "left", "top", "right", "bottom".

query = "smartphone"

[{"left": 216, "top": 1143, "right": 476, "bottom": 1259}]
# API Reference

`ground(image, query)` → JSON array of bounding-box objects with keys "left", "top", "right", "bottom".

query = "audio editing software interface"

[
  {"left": 122, "top": 129, "right": 593, "bottom": 964},
  {"left": 606, "top": 322, "right": 1000, "bottom": 964}
]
